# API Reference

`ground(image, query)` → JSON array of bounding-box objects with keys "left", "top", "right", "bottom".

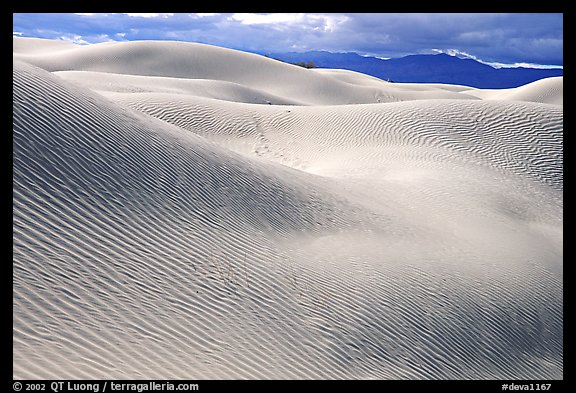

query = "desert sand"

[{"left": 13, "top": 37, "right": 562, "bottom": 379}]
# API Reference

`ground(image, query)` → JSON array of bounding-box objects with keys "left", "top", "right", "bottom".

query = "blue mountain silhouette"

[{"left": 264, "top": 51, "right": 562, "bottom": 88}]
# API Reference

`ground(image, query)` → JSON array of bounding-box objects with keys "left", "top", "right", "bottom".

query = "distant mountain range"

[{"left": 262, "top": 51, "right": 563, "bottom": 89}]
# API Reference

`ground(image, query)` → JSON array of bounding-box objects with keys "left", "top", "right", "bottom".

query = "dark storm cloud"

[
  {"left": 320, "top": 13, "right": 562, "bottom": 65},
  {"left": 12, "top": 13, "right": 563, "bottom": 66}
]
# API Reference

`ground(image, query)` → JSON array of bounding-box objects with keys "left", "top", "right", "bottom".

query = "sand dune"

[
  {"left": 464, "top": 77, "right": 563, "bottom": 105},
  {"left": 53, "top": 70, "right": 306, "bottom": 105},
  {"left": 103, "top": 92, "right": 562, "bottom": 191},
  {"left": 13, "top": 38, "right": 563, "bottom": 380}
]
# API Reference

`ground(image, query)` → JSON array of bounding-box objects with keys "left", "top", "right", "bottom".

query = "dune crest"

[{"left": 13, "top": 38, "right": 562, "bottom": 379}]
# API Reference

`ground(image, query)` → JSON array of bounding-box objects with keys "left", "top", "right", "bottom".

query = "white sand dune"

[
  {"left": 463, "top": 77, "right": 563, "bottom": 106},
  {"left": 52, "top": 70, "right": 306, "bottom": 105},
  {"left": 13, "top": 38, "right": 563, "bottom": 380}
]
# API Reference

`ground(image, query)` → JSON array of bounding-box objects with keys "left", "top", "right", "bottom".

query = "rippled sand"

[{"left": 13, "top": 38, "right": 562, "bottom": 379}]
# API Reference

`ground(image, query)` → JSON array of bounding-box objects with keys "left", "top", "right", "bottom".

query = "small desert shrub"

[{"left": 293, "top": 61, "right": 315, "bottom": 69}]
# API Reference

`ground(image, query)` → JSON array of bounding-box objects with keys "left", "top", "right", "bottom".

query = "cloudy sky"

[{"left": 13, "top": 13, "right": 563, "bottom": 68}]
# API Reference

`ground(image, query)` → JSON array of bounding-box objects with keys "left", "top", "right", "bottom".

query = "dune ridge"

[{"left": 13, "top": 38, "right": 562, "bottom": 380}]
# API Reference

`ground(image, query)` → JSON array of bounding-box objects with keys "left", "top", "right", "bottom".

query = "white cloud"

[
  {"left": 74, "top": 13, "right": 175, "bottom": 19},
  {"left": 229, "top": 13, "right": 349, "bottom": 32},
  {"left": 74, "top": 13, "right": 118, "bottom": 17},
  {"left": 230, "top": 13, "right": 304, "bottom": 25},
  {"left": 95, "top": 34, "right": 116, "bottom": 42},
  {"left": 59, "top": 34, "right": 90, "bottom": 45},
  {"left": 486, "top": 62, "right": 563, "bottom": 70},
  {"left": 430, "top": 48, "right": 563, "bottom": 69},
  {"left": 321, "top": 14, "right": 349, "bottom": 32},
  {"left": 431, "top": 48, "right": 477, "bottom": 59},
  {"left": 54, "top": 33, "right": 117, "bottom": 45},
  {"left": 123, "top": 13, "right": 174, "bottom": 18},
  {"left": 362, "top": 54, "right": 391, "bottom": 60}
]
